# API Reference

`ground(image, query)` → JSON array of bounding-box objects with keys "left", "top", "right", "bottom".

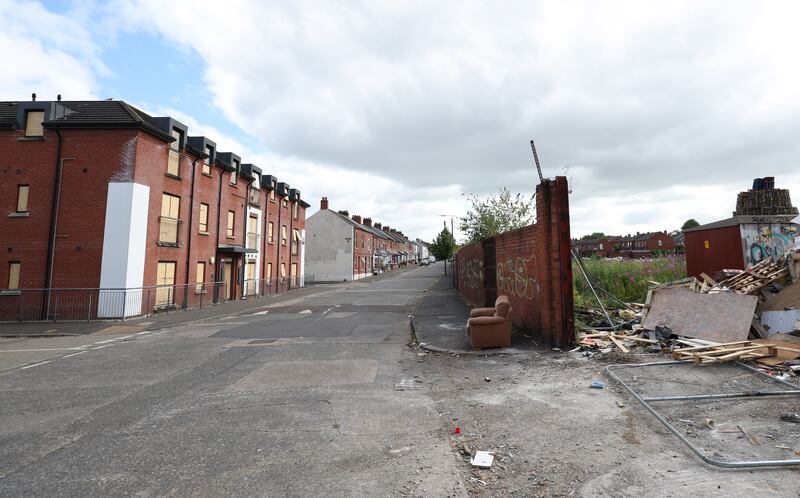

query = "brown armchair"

[{"left": 466, "top": 295, "right": 512, "bottom": 350}]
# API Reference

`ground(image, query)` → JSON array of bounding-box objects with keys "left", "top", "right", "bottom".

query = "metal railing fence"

[{"left": 0, "top": 274, "right": 315, "bottom": 323}]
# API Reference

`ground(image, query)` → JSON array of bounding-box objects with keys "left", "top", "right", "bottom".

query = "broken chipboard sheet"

[{"left": 642, "top": 287, "right": 757, "bottom": 343}]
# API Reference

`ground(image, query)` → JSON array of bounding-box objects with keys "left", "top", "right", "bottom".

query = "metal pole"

[
  {"left": 571, "top": 247, "right": 614, "bottom": 327},
  {"left": 530, "top": 140, "right": 544, "bottom": 183}
]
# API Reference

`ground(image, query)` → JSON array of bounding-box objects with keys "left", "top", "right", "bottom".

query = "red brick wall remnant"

[{"left": 455, "top": 177, "right": 574, "bottom": 348}]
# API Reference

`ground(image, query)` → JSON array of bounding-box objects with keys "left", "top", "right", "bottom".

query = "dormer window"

[
  {"left": 230, "top": 160, "right": 239, "bottom": 185},
  {"left": 25, "top": 111, "right": 44, "bottom": 137},
  {"left": 170, "top": 128, "right": 182, "bottom": 151},
  {"left": 203, "top": 145, "right": 213, "bottom": 175}
]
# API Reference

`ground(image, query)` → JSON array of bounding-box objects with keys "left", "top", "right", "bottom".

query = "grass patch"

[{"left": 573, "top": 255, "right": 687, "bottom": 308}]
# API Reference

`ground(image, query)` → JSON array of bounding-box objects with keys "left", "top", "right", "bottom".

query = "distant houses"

[{"left": 574, "top": 231, "right": 677, "bottom": 259}]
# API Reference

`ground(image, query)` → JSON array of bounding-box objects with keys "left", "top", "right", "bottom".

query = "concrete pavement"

[
  {"left": 0, "top": 263, "right": 467, "bottom": 497},
  {"left": 412, "top": 272, "right": 537, "bottom": 354}
]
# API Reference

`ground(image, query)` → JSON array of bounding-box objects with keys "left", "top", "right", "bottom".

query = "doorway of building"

[
  {"left": 245, "top": 260, "right": 256, "bottom": 296},
  {"left": 222, "top": 259, "right": 233, "bottom": 301}
]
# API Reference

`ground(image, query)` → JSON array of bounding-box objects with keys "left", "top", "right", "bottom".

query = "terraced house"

[
  {"left": 0, "top": 96, "right": 309, "bottom": 320},
  {"left": 304, "top": 197, "right": 417, "bottom": 282}
]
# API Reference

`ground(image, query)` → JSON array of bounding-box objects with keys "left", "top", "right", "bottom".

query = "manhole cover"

[{"left": 249, "top": 339, "right": 278, "bottom": 345}]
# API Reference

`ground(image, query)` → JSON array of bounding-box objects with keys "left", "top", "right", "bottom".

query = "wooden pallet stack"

[
  {"left": 713, "top": 258, "right": 789, "bottom": 295},
  {"left": 672, "top": 341, "right": 778, "bottom": 364}
]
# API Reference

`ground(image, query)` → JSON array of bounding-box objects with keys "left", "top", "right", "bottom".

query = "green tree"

[
  {"left": 430, "top": 225, "right": 456, "bottom": 274},
  {"left": 459, "top": 187, "right": 535, "bottom": 244},
  {"left": 681, "top": 219, "right": 700, "bottom": 230}
]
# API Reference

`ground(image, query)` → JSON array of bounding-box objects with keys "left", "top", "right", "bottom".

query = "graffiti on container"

[
  {"left": 742, "top": 224, "right": 800, "bottom": 267},
  {"left": 460, "top": 258, "right": 483, "bottom": 289},
  {"left": 496, "top": 255, "right": 539, "bottom": 299}
]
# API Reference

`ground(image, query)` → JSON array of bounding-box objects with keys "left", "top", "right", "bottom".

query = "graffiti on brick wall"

[
  {"left": 496, "top": 255, "right": 539, "bottom": 299},
  {"left": 460, "top": 258, "right": 483, "bottom": 289}
]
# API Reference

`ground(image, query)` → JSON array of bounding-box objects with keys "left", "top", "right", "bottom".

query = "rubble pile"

[{"left": 575, "top": 255, "right": 800, "bottom": 380}]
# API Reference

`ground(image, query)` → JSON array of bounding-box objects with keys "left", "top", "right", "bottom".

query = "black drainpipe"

[
  {"left": 42, "top": 127, "right": 63, "bottom": 320},
  {"left": 214, "top": 167, "right": 224, "bottom": 302},
  {"left": 182, "top": 153, "right": 203, "bottom": 309}
]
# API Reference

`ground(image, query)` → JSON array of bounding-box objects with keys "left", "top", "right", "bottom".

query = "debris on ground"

[
  {"left": 470, "top": 451, "right": 494, "bottom": 468},
  {"left": 780, "top": 413, "right": 800, "bottom": 424},
  {"left": 589, "top": 380, "right": 605, "bottom": 389}
]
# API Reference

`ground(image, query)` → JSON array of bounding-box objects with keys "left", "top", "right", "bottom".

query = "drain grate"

[{"left": 248, "top": 339, "right": 278, "bottom": 345}]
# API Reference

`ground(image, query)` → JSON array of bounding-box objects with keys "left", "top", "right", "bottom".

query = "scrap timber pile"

[{"left": 575, "top": 255, "right": 800, "bottom": 380}]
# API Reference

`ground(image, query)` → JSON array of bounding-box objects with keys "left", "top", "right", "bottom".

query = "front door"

[
  {"left": 222, "top": 260, "right": 233, "bottom": 300},
  {"left": 245, "top": 261, "right": 256, "bottom": 296}
]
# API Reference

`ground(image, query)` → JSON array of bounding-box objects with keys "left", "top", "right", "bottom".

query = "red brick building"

[{"left": 0, "top": 98, "right": 307, "bottom": 320}]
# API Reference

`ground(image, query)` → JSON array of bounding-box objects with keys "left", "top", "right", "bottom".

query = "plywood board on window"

[{"left": 642, "top": 287, "right": 757, "bottom": 343}]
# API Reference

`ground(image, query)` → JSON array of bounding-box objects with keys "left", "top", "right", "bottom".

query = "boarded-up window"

[
  {"left": 268, "top": 221, "right": 274, "bottom": 243},
  {"left": 227, "top": 211, "right": 235, "bottom": 238},
  {"left": 195, "top": 262, "right": 205, "bottom": 292},
  {"left": 16, "top": 185, "right": 29, "bottom": 212},
  {"left": 167, "top": 150, "right": 180, "bottom": 176},
  {"left": 8, "top": 262, "right": 20, "bottom": 289},
  {"left": 199, "top": 203, "right": 209, "bottom": 232},
  {"left": 25, "top": 111, "right": 44, "bottom": 137},
  {"left": 281, "top": 225, "right": 287, "bottom": 245},
  {"left": 170, "top": 128, "right": 182, "bottom": 151},
  {"left": 155, "top": 261, "right": 176, "bottom": 306},
  {"left": 202, "top": 145, "right": 213, "bottom": 175},
  {"left": 266, "top": 263, "right": 273, "bottom": 282},
  {"left": 280, "top": 263, "right": 286, "bottom": 278},
  {"left": 159, "top": 193, "right": 180, "bottom": 244},
  {"left": 293, "top": 202, "right": 298, "bottom": 219}
]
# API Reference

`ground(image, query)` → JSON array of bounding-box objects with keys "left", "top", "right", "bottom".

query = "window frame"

[
  {"left": 226, "top": 210, "right": 235, "bottom": 238},
  {"left": 24, "top": 111, "right": 44, "bottom": 137},
  {"left": 195, "top": 262, "right": 205, "bottom": 293},
  {"left": 198, "top": 203, "right": 209, "bottom": 233},
  {"left": 8, "top": 262, "right": 21, "bottom": 289},
  {"left": 16, "top": 185, "right": 30, "bottom": 213},
  {"left": 158, "top": 193, "right": 181, "bottom": 245}
]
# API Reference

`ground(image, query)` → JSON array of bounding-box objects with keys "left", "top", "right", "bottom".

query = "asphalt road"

[{"left": 0, "top": 263, "right": 467, "bottom": 497}]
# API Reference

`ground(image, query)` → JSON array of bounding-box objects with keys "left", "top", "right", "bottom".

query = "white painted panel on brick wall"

[{"left": 98, "top": 182, "right": 149, "bottom": 318}]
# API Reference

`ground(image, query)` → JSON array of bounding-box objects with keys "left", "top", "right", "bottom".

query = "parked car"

[{"left": 420, "top": 258, "right": 430, "bottom": 266}]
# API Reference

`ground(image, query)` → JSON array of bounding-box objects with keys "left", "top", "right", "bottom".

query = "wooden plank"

[
  {"left": 608, "top": 334, "right": 629, "bottom": 353},
  {"left": 641, "top": 288, "right": 757, "bottom": 343},
  {"left": 700, "top": 273, "right": 718, "bottom": 286},
  {"left": 612, "top": 333, "right": 658, "bottom": 344}
]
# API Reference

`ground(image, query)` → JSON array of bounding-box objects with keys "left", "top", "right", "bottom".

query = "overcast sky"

[{"left": 4, "top": 0, "right": 800, "bottom": 241}]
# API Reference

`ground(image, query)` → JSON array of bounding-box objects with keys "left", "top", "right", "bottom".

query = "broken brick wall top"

[{"left": 455, "top": 177, "right": 574, "bottom": 348}]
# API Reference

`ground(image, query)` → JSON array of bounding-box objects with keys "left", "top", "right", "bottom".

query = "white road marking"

[
  {"left": 93, "top": 339, "right": 118, "bottom": 345},
  {"left": 0, "top": 347, "right": 87, "bottom": 353},
  {"left": 116, "top": 335, "right": 134, "bottom": 340},
  {"left": 63, "top": 350, "right": 88, "bottom": 358},
  {"left": 135, "top": 331, "right": 151, "bottom": 335},
  {"left": 91, "top": 345, "right": 109, "bottom": 350},
  {"left": 21, "top": 360, "right": 50, "bottom": 370}
]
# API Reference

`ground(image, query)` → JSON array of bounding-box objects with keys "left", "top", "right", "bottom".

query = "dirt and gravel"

[{"left": 405, "top": 347, "right": 800, "bottom": 497}]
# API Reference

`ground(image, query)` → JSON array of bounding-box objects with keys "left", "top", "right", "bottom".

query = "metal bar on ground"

[{"left": 606, "top": 361, "right": 800, "bottom": 468}]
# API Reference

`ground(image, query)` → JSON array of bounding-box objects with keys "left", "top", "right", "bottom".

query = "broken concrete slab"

[{"left": 642, "top": 287, "right": 757, "bottom": 343}]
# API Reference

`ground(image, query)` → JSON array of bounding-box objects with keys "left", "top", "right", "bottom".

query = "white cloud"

[
  {"left": 0, "top": 0, "right": 103, "bottom": 100},
  {"left": 9, "top": 0, "right": 800, "bottom": 241}
]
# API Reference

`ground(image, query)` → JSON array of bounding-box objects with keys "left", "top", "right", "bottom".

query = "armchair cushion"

[
  {"left": 470, "top": 307, "right": 496, "bottom": 318},
  {"left": 468, "top": 315, "right": 505, "bottom": 326}
]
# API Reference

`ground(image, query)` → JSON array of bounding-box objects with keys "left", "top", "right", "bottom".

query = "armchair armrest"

[
  {"left": 470, "top": 307, "right": 496, "bottom": 318},
  {"left": 468, "top": 315, "right": 505, "bottom": 326}
]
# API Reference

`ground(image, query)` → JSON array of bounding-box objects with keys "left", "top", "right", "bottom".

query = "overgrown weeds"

[{"left": 573, "top": 255, "right": 687, "bottom": 308}]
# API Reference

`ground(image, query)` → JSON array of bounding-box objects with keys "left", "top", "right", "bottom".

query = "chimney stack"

[
  {"left": 32, "top": 93, "right": 36, "bottom": 102},
  {"left": 363, "top": 218, "right": 372, "bottom": 227},
  {"left": 320, "top": 197, "right": 329, "bottom": 210},
  {"left": 375, "top": 222, "right": 382, "bottom": 229},
  {"left": 338, "top": 210, "right": 349, "bottom": 217},
  {"left": 352, "top": 215, "right": 362, "bottom": 224}
]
